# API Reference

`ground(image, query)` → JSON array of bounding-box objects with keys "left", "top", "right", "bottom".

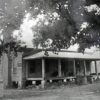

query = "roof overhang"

[{"left": 23, "top": 51, "right": 100, "bottom": 60}]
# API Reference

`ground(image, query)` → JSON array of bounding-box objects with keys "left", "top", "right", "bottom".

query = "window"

[{"left": 29, "top": 61, "right": 35, "bottom": 73}]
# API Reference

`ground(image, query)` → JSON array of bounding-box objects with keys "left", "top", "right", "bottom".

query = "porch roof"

[{"left": 23, "top": 50, "right": 100, "bottom": 60}]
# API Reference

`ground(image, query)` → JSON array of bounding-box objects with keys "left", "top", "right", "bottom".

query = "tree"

[
  {"left": 29, "top": 0, "right": 77, "bottom": 50},
  {"left": 0, "top": 0, "right": 27, "bottom": 88},
  {"left": 76, "top": 0, "right": 100, "bottom": 52}
]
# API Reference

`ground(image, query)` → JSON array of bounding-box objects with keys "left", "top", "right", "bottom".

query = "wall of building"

[
  {"left": 90, "top": 61, "right": 95, "bottom": 73},
  {"left": 2, "top": 53, "right": 8, "bottom": 88},
  {"left": 90, "top": 61, "right": 100, "bottom": 74},
  {"left": 0, "top": 56, "right": 4, "bottom": 97},
  {"left": 12, "top": 52, "right": 23, "bottom": 88},
  {"left": 96, "top": 61, "right": 100, "bottom": 73},
  {"left": 0, "top": 52, "right": 23, "bottom": 88}
]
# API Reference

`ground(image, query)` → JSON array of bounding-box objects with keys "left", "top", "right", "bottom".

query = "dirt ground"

[{"left": 3, "top": 83, "right": 100, "bottom": 100}]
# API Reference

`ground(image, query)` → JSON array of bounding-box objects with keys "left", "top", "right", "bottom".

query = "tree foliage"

[
  {"left": 0, "top": 0, "right": 27, "bottom": 88},
  {"left": 76, "top": 0, "right": 100, "bottom": 52},
  {"left": 0, "top": 0, "right": 28, "bottom": 56},
  {"left": 30, "top": 0, "right": 77, "bottom": 50},
  {"left": 1, "top": 0, "right": 100, "bottom": 52}
]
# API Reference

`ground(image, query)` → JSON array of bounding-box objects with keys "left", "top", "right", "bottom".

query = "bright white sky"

[
  {"left": 13, "top": 12, "right": 60, "bottom": 48},
  {"left": 13, "top": 13, "right": 37, "bottom": 47},
  {"left": 85, "top": 4, "right": 100, "bottom": 15}
]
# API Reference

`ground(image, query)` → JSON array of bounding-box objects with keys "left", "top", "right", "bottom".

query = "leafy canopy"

[
  {"left": 28, "top": 0, "right": 77, "bottom": 50},
  {"left": 76, "top": 0, "right": 100, "bottom": 52}
]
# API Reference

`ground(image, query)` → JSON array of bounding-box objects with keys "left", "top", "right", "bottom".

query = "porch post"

[
  {"left": 41, "top": 58, "right": 45, "bottom": 88},
  {"left": 94, "top": 61, "right": 98, "bottom": 78},
  {"left": 26, "top": 61, "right": 28, "bottom": 78},
  {"left": 83, "top": 60, "right": 87, "bottom": 84},
  {"left": 84, "top": 60, "right": 86, "bottom": 76},
  {"left": 90, "top": 61, "right": 92, "bottom": 74},
  {"left": 73, "top": 59, "right": 76, "bottom": 77},
  {"left": 58, "top": 59, "right": 61, "bottom": 77}
]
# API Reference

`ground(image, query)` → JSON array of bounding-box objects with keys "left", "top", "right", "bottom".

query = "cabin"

[
  {"left": 22, "top": 50, "right": 100, "bottom": 88},
  {"left": 1, "top": 49, "right": 100, "bottom": 88}
]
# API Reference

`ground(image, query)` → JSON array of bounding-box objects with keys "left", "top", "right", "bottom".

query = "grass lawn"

[{"left": 3, "top": 82, "right": 100, "bottom": 100}]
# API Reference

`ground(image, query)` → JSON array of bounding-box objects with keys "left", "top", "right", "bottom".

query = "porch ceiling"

[{"left": 23, "top": 51, "right": 100, "bottom": 60}]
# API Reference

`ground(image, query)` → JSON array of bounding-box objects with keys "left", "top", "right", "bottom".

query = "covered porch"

[{"left": 23, "top": 51, "right": 100, "bottom": 88}]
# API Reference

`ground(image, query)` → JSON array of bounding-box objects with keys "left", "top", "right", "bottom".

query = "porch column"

[
  {"left": 58, "top": 59, "right": 61, "bottom": 77},
  {"left": 84, "top": 60, "right": 86, "bottom": 76},
  {"left": 73, "top": 59, "right": 76, "bottom": 77},
  {"left": 94, "top": 61, "right": 98, "bottom": 78},
  {"left": 83, "top": 60, "right": 87, "bottom": 84},
  {"left": 26, "top": 61, "right": 28, "bottom": 78},
  {"left": 90, "top": 61, "right": 92, "bottom": 74},
  {"left": 41, "top": 58, "right": 45, "bottom": 88}
]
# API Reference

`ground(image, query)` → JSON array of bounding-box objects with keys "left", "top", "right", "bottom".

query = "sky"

[
  {"left": 13, "top": 11, "right": 60, "bottom": 48},
  {"left": 13, "top": 13, "right": 36, "bottom": 47}
]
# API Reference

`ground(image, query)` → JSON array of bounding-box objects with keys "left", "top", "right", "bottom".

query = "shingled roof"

[{"left": 23, "top": 50, "right": 100, "bottom": 60}]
